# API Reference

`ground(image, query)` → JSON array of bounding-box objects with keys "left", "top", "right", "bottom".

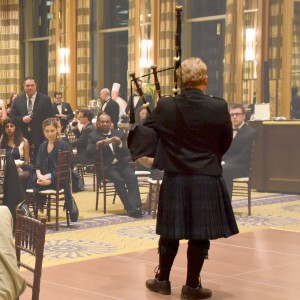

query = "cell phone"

[{"left": 44, "top": 173, "right": 51, "bottom": 180}]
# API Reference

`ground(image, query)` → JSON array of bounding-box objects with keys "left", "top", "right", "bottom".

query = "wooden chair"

[
  {"left": 232, "top": 142, "right": 255, "bottom": 216},
  {"left": 76, "top": 163, "right": 96, "bottom": 191},
  {"left": 15, "top": 209, "right": 47, "bottom": 300},
  {"left": 26, "top": 150, "right": 71, "bottom": 230},
  {"left": 94, "top": 146, "right": 117, "bottom": 213}
]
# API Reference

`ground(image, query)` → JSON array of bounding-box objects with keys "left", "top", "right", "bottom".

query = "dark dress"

[
  {"left": 34, "top": 140, "right": 72, "bottom": 206},
  {"left": 130, "top": 89, "right": 239, "bottom": 240}
]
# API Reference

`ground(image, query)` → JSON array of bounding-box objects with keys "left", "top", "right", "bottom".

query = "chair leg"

[
  {"left": 248, "top": 184, "right": 251, "bottom": 216},
  {"left": 55, "top": 196, "right": 59, "bottom": 231},
  {"left": 93, "top": 167, "right": 96, "bottom": 192},
  {"left": 103, "top": 186, "right": 106, "bottom": 214},
  {"left": 96, "top": 182, "right": 99, "bottom": 211},
  {"left": 148, "top": 183, "right": 153, "bottom": 215}
]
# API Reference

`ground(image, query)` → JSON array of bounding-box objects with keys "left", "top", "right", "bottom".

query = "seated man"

[
  {"left": 86, "top": 113, "right": 143, "bottom": 218},
  {"left": 222, "top": 103, "right": 257, "bottom": 198},
  {"left": 71, "top": 109, "right": 96, "bottom": 164}
]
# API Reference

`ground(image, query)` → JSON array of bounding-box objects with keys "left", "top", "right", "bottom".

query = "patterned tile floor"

[{"left": 23, "top": 182, "right": 300, "bottom": 269}]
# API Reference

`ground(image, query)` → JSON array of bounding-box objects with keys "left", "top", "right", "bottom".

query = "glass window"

[
  {"left": 91, "top": 0, "right": 129, "bottom": 100},
  {"left": 191, "top": 20, "right": 225, "bottom": 97},
  {"left": 188, "top": 0, "right": 226, "bottom": 18},
  {"left": 103, "top": 0, "right": 129, "bottom": 29}
]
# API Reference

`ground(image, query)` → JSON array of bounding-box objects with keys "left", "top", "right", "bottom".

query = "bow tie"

[
  {"left": 56, "top": 103, "right": 62, "bottom": 106},
  {"left": 233, "top": 128, "right": 239, "bottom": 132}
]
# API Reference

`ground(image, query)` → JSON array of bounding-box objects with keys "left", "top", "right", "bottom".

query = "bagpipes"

[{"left": 128, "top": 5, "right": 183, "bottom": 125}]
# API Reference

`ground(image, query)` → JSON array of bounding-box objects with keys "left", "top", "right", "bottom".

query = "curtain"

[
  {"left": 76, "top": 0, "right": 91, "bottom": 107},
  {"left": 159, "top": 0, "right": 176, "bottom": 97},
  {"left": 48, "top": 2, "right": 56, "bottom": 98},
  {"left": 268, "top": 0, "right": 283, "bottom": 117},
  {"left": 224, "top": 0, "right": 238, "bottom": 104},
  {"left": 0, "top": 0, "right": 21, "bottom": 102},
  {"left": 292, "top": 3, "right": 300, "bottom": 86}
]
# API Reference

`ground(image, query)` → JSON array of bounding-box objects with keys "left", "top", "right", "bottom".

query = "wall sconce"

[
  {"left": 245, "top": 28, "right": 256, "bottom": 61},
  {"left": 140, "top": 39, "right": 152, "bottom": 68},
  {"left": 59, "top": 48, "right": 70, "bottom": 74}
]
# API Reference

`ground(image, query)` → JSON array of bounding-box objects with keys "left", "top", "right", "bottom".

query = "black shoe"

[
  {"left": 66, "top": 198, "right": 79, "bottom": 222},
  {"left": 145, "top": 278, "right": 171, "bottom": 295},
  {"left": 127, "top": 207, "right": 143, "bottom": 218},
  {"left": 181, "top": 285, "right": 212, "bottom": 299}
]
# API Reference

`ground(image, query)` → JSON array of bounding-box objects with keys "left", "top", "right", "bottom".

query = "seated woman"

[
  {"left": 135, "top": 106, "right": 149, "bottom": 125},
  {"left": 0, "top": 118, "right": 31, "bottom": 183},
  {"left": 34, "top": 118, "right": 78, "bottom": 222},
  {"left": 0, "top": 118, "right": 30, "bottom": 163}
]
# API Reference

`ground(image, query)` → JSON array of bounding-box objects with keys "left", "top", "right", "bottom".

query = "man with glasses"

[{"left": 222, "top": 103, "right": 257, "bottom": 198}]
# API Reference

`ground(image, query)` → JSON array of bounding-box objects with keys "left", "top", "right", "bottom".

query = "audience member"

[
  {"left": 52, "top": 91, "right": 74, "bottom": 132},
  {"left": 70, "top": 109, "right": 96, "bottom": 164},
  {"left": 34, "top": 118, "right": 78, "bottom": 222},
  {"left": 0, "top": 96, "right": 7, "bottom": 128},
  {"left": 126, "top": 79, "right": 154, "bottom": 116},
  {"left": 129, "top": 57, "right": 238, "bottom": 299},
  {"left": 100, "top": 88, "right": 119, "bottom": 129},
  {"left": 10, "top": 77, "right": 54, "bottom": 161},
  {"left": 0, "top": 206, "right": 27, "bottom": 299},
  {"left": 135, "top": 106, "right": 149, "bottom": 125},
  {"left": 0, "top": 118, "right": 30, "bottom": 163},
  {"left": 6, "top": 92, "right": 18, "bottom": 115},
  {"left": 86, "top": 113, "right": 143, "bottom": 218},
  {"left": 291, "top": 86, "right": 300, "bottom": 119},
  {"left": 111, "top": 83, "right": 127, "bottom": 123},
  {"left": 222, "top": 103, "right": 257, "bottom": 198}
]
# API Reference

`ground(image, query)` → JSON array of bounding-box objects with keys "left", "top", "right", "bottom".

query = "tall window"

[
  {"left": 184, "top": 0, "right": 226, "bottom": 97},
  {"left": 20, "top": 0, "right": 52, "bottom": 94},
  {"left": 91, "top": 0, "right": 129, "bottom": 100}
]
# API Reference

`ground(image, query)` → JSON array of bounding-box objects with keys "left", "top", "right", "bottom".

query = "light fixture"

[
  {"left": 245, "top": 28, "right": 256, "bottom": 61},
  {"left": 140, "top": 39, "right": 152, "bottom": 68},
  {"left": 59, "top": 48, "right": 70, "bottom": 74}
]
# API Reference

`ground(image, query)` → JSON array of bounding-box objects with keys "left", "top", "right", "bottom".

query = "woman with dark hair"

[
  {"left": 34, "top": 117, "right": 78, "bottom": 222},
  {"left": 135, "top": 106, "right": 149, "bottom": 125},
  {"left": 6, "top": 92, "right": 18, "bottom": 115},
  {"left": 0, "top": 118, "right": 30, "bottom": 163}
]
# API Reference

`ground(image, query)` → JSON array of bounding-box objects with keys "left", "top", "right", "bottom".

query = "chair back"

[
  {"left": 15, "top": 210, "right": 47, "bottom": 300},
  {"left": 94, "top": 146, "right": 106, "bottom": 182},
  {"left": 56, "top": 150, "right": 72, "bottom": 190}
]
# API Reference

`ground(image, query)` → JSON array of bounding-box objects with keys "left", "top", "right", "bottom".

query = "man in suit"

[
  {"left": 125, "top": 79, "right": 154, "bottom": 119},
  {"left": 10, "top": 77, "right": 54, "bottom": 160},
  {"left": 52, "top": 91, "right": 74, "bottom": 132},
  {"left": 222, "top": 103, "right": 257, "bottom": 198},
  {"left": 71, "top": 109, "right": 96, "bottom": 164},
  {"left": 86, "top": 113, "right": 143, "bottom": 218},
  {"left": 100, "top": 88, "right": 119, "bottom": 129}
]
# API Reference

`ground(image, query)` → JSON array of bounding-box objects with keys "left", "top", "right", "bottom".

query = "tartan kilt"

[{"left": 156, "top": 172, "right": 239, "bottom": 240}]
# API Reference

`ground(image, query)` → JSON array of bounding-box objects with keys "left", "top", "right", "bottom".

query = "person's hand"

[
  {"left": 96, "top": 139, "right": 110, "bottom": 149},
  {"left": 23, "top": 115, "right": 32, "bottom": 123},
  {"left": 61, "top": 114, "right": 67, "bottom": 120},
  {"left": 37, "top": 178, "right": 51, "bottom": 186},
  {"left": 111, "top": 136, "right": 121, "bottom": 145}
]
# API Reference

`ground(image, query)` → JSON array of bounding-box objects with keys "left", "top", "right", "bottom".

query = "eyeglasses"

[{"left": 230, "top": 113, "right": 244, "bottom": 117}]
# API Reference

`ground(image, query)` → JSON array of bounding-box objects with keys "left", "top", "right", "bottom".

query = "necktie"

[
  {"left": 28, "top": 97, "right": 33, "bottom": 115},
  {"left": 233, "top": 128, "right": 239, "bottom": 138}
]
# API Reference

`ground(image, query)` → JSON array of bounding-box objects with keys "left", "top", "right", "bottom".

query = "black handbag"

[{"left": 71, "top": 168, "right": 85, "bottom": 193}]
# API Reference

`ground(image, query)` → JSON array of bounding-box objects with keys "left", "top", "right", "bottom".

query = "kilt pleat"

[{"left": 156, "top": 172, "right": 239, "bottom": 240}]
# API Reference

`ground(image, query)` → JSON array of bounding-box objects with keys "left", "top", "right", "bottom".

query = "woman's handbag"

[{"left": 71, "top": 168, "right": 85, "bottom": 193}]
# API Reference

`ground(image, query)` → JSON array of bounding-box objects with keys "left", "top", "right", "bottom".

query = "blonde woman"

[{"left": 34, "top": 118, "right": 78, "bottom": 222}]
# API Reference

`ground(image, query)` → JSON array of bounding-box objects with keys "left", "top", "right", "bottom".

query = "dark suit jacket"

[
  {"left": 52, "top": 102, "right": 74, "bottom": 130},
  {"left": 10, "top": 92, "right": 55, "bottom": 149},
  {"left": 86, "top": 128, "right": 129, "bottom": 169},
  {"left": 71, "top": 122, "right": 96, "bottom": 164},
  {"left": 222, "top": 123, "right": 257, "bottom": 173},
  {"left": 126, "top": 93, "right": 154, "bottom": 115},
  {"left": 101, "top": 99, "right": 119, "bottom": 129},
  {"left": 129, "top": 89, "right": 232, "bottom": 176}
]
